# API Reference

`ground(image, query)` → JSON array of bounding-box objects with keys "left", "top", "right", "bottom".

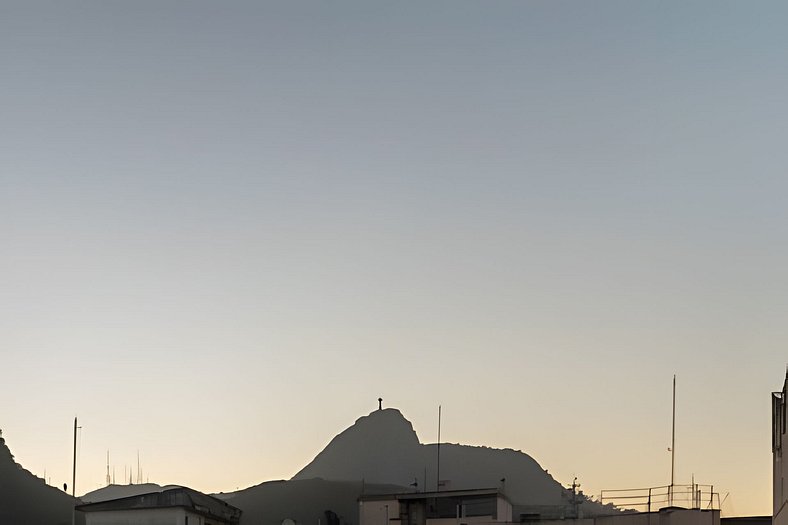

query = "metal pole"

[
  {"left": 72, "top": 417, "right": 77, "bottom": 497},
  {"left": 670, "top": 375, "right": 676, "bottom": 506},
  {"left": 72, "top": 417, "right": 77, "bottom": 525},
  {"left": 436, "top": 405, "right": 441, "bottom": 492}
]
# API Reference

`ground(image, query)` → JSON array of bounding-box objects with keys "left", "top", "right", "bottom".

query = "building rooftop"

[
  {"left": 360, "top": 487, "right": 509, "bottom": 502},
  {"left": 76, "top": 486, "right": 242, "bottom": 524}
]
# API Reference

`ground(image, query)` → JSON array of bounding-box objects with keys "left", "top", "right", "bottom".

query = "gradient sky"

[{"left": 2, "top": 0, "right": 787, "bottom": 517}]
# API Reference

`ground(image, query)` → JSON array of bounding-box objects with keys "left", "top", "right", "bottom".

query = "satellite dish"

[{"left": 282, "top": 519, "right": 296, "bottom": 525}]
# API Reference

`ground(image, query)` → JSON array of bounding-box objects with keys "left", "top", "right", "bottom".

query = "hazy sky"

[{"left": 2, "top": 0, "right": 787, "bottom": 516}]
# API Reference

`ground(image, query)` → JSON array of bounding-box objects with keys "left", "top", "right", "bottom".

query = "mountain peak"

[
  {"left": 292, "top": 407, "right": 421, "bottom": 483},
  {"left": 290, "top": 406, "right": 611, "bottom": 514},
  {"left": 350, "top": 408, "right": 420, "bottom": 441}
]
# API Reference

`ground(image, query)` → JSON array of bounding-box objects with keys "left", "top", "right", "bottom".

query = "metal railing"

[{"left": 599, "top": 485, "right": 720, "bottom": 513}]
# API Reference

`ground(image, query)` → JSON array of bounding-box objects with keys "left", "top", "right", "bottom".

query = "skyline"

[
  {"left": 2, "top": 376, "right": 783, "bottom": 514},
  {"left": 3, "top": 0, "right": 788, "bottom": 517}
]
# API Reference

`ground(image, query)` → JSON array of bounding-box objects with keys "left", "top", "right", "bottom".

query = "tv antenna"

[
  {"left": 436, "top": 405, "right": 442, "bottom": 492},
  {"left": 71, "top": 417, "right": 82, "bottom": 525},
  {"left": 669, "top": 375, "right": 676, "bottom": 505}
]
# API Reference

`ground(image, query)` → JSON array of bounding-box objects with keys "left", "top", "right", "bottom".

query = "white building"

[
  {"left": 76, "top": 486, "right": 242, "bottom": 525},
  {"left": 360, "top": 488, "right": 513, "bottom": 525},
  {"left": 359, "top": 488, "right": 721, "bottom": 525},
  {"left": 538, "top": 508, "right": 719, "bottom": 525}
]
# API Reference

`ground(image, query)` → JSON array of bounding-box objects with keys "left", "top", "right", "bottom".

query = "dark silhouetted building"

[
  {"left": 76, "top": 486, "right": 241, "bottom": 525},
  {"left": 774, "top": 372, "right": 788, "bottom": 525}
]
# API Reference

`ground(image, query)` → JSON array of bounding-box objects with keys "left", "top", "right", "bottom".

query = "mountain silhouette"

[
  {"left": 294, "top": 408, "right": 422, "bottom": 486},
  {"left": 292, "top": 408, "right": 613, "bottom": 516},
  {"left": 0, "top": 435, "right": 84, "bottom": 525},
  {"left": 0, "top": 408, "right": 615, "bottom": 525},
  {"left": 217, "top": 478, "right": 407, "bottom": 525}
]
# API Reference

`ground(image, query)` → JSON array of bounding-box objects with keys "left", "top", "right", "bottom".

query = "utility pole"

[
  {"left": 72, "top": 418, "right": 77, "bottom": 498},
  {"left": 71, "top": 417, "right": 79, "bottom": 525},
  {"left": 436, "top": 405, "right": 441, "bottom": 492},
  {"left": 670, "top": 375, "right": 676, "bottom": 506}
]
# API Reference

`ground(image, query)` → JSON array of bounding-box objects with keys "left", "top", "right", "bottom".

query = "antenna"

[
  {"left": 570, "top": 477, "right": 581, "bottom": 518},
  {"left": 378, "top": 397, "right": 383, "bottom": 410},
  {"left": 71, "top": 417, "right": 81, "bottom": 525},
  {"left": 670, "top": 375, "right": 676, "bottom": 505},
  {"left": 71, "top": 418, "right": 77, "bottom": 498},
  {"left": 106, "top": 451, "right": 111, "bottom": 486},
  {"left": 436, "top": 405, "right": 441, "bottom": 492}
]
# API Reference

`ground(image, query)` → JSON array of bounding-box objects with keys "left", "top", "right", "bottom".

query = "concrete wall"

[
  {"left": 548, "top": 509, "right": 718, "bottom": 525},
  {"left": 652, "top": 509, "right": 718, "bottom": 525},
  {"left": 83, "top": 507, "right": 212, "bottom": 525},
  {"left": 360, "top": 497, "right": 510, "bottom": 525},
  {"left": 595, "top": 512, "right": 656, "bottom": 525},
  {"left": 361, "top": 504, "right": 716, "bottom": 525},
  {"left": 360, "top": 498, "right": 400, "bottom": 525},
  {"left": 84, "top": 507, "right": 183, "bottom": 525},
  {"left": 496, "top": 497, "right": 512, "bottom": 523},
  {"left": 536, "top": 519, "right": 595, "bottom": 525},
  {"left": 427, "top": 517, "right": 503, "bottom": 525}
]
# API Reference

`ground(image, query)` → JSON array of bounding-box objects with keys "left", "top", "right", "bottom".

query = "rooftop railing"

[{"left": 599, "top": 484, "right": 720, "bottom": 513}]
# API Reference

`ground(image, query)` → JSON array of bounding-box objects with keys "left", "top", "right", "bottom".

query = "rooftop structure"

[
  {"left": 360, "top": 488, "right": 513, "bottom": 525},
  {"left": 76, "top": 486, "right": 242, "bottom": 525},
  {"left": 774, "top": 371, "right": 788, "bottom": 525}
]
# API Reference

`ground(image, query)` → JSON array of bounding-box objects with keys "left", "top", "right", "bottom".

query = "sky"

[{"left": 2, "top": 0, "right": 787, "bottom": 517}]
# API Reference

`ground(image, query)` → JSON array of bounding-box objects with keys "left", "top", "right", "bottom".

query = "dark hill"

[
  {"left": 292, "top": 408, "right": 614, "bottom": 517},
  {"left": 217, "top": 478, "right": 407, "bottom": 525},
  {"left": 0, "top": 436, "right": 83, "bottom": 525},
  {"left": 295, "top": 409, "right": 421, "bottom": 486}
]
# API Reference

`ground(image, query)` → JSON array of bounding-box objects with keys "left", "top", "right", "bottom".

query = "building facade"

[
  {"left": 76, "top": 486, "right": 242, "bottom": 525},
  {"left": 774, "top": 373, "right": 788, "bottom": 525},
  {"left": 360, "top": 488, "right": 513, "bottom": 525}
]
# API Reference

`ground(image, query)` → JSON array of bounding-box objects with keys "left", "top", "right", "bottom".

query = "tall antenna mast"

[
  {"left": 106, "top": 451, "right": 111, "bottom": 486},
  {"left": 71, "top": 417, "right": 80, "bottom": 525},
  {"left": 436, "top": 405, "right": 441, "bottom": 492},
  {"left": 71, "top": 417, "right": 77, "bottom": 498},
  {"left": 670, "top": 374, "right": 676, "bottom": 505}
]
